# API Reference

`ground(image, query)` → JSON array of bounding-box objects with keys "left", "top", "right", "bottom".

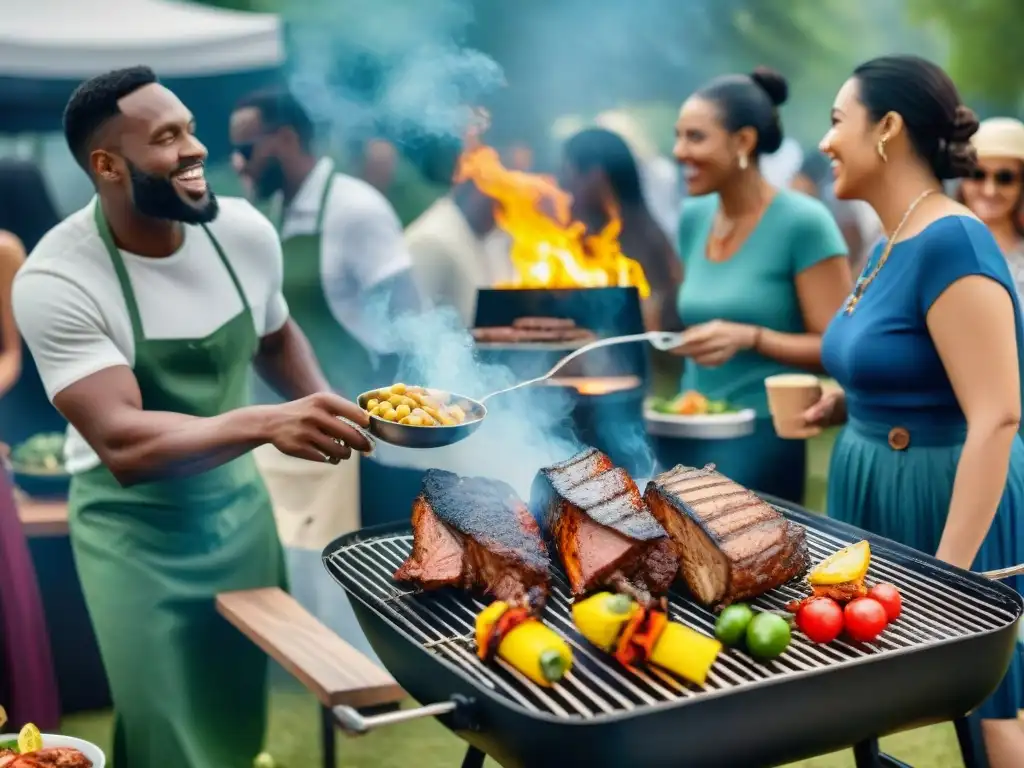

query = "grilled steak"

[
  {"left": 512, "top": 316, "right": 576, "bottom": 331},
  {"left": 532, "top": 448, "right": 678, "bottom": 603},
  {"left": 471, "top": 324, "right": 597, "bottom": 345},
  {"left": 644, "top": 464, "right": 809, "bottom": 609},
  {"left": 395, "top": 469, "right": 550, "bottom": 611}
]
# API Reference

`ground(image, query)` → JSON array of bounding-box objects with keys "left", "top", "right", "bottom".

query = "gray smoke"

[
  {"left": 373, "top": 305, "right": 584, "bottom": 499},
  {"left": 285, "top": 0, "right": 503, "bottom": 150}
]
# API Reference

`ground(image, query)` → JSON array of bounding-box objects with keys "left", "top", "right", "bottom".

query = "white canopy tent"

[
  {"left": 0, "top": 0, "right": 285, "bottom": 140},
  {"left": 0, "top": 0, "right": 283, "bottom": 78}
]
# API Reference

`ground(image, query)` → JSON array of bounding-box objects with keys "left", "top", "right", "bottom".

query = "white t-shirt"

[
  {"left": 12, "top": 196, "right": 289, "bottom": 474},
  {"left": 278, "top": 157, "right": 413, "bottom": 353}
]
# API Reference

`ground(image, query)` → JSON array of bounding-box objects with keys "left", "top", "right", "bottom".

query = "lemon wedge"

[
  {"left": 809, "top": 540, "right": 871, "bottom": 585},
  {"left": 18, "top": 723, "right": 43, "bottom": 754},
  {"left": 0, "top": 705, "right": 7, "bottom": 730}
]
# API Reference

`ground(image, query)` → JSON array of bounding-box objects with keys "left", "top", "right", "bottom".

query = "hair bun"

[
  {"left": 951, "top": 104, "right": 980, "bottom": 142},
  {"left": 749, "top": 66, "right": 789, "bottom": 107}
]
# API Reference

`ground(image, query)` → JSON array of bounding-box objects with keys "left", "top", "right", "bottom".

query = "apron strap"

[
  {"left": 313, "top": 160, "right": 335, "bottom": 234},
  {"left": 93, "top": 199, "right": 144, "bottom": 342},
  {"left": 93, "top": 198, "right": 253, "bottom": 342},
  {"left": 201, "top": 223, "right": 253, "bottom": 316}
]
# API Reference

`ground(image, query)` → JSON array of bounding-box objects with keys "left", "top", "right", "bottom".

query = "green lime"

[
  {"left": 253, "top": 753, "right": 277, "bottom": 768},
  {"left": 714, "top": 603, "right": 755, "bottom": 647},
  {"left": 706, "top": 400, "right": 729, "bottom": 414},
  {"left": 745, "top": 612, "right": 792, "bottom": 660}
]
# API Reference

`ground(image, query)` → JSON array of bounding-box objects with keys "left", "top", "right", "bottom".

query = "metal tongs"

[{"left": 478, "top": 331, "right": 682, "bottom": 404}]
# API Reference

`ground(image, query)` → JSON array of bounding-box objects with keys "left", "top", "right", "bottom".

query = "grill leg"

[
  {"left": 853, "top": 738, "right": 914, "bottom": 767},
  {"left": 321, "top": 705, "right": 336, "bottom": 768},
  {"left": 461, "top": 746, "right": 486, "bottom": 768},
  {"left": 955, "top": 714, "right": 990, "bottom": 768}
]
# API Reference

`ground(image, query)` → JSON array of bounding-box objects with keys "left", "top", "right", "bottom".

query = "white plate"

[
  {"left": 0, "top": 733, "right": 105, "bottom": 767},
  {"left": 644, "top": 405, "right": 757, "bottom": 440}
]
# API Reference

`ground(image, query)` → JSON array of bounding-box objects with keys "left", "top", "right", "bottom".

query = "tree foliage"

[{"left": 907, "top": 0, "right": 1024, "bottom": 110}]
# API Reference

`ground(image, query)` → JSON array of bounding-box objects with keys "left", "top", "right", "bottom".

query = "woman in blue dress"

[
  {"left": 668, "top": 67, "right": 852, "bottom": 503},
  {"left": 803, "top": 55, "right": 1024, "bottom": 765}
]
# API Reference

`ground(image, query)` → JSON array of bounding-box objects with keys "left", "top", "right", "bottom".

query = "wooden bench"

[
  {"left": 217, "top": 587, "right": 406, "bottom": 767},
  {"left": 18, "top": 497, "right": 70, "bottom": 538}
]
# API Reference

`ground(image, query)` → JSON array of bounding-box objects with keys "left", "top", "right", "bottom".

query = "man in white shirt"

[
  {"left": 12, "top": 65, "right": 371, "bottom": 768},
  {"left": 230, "top": 88, "right": 423, "bottom": 399},
  {"left": 229, "top": 88, "right": 422, "bottom": 658}
]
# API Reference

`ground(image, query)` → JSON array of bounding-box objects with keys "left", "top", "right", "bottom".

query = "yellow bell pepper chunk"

[
  {"left": 571, "top": 592, "right": 639, "bottom": 651},
  {"left": 809, "top": 540, "right": 871, "bottom": 586},
  {"left": 475, "top": 601, "right": 573, "bottom": 687},
  {"left": 648, "top": 623, "right": 722, "bottom": 687},
  {"left": 572, "top": 592, "right": 721, "bottom": 686}
]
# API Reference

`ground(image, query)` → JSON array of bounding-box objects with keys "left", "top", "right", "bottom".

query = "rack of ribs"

[
  {"left": 531, "top": 448, "right": 678, "bottom": 604},
  {"left": 644, "top": 464, "right": 809, "bottom": 609},
  {"left": 395, "top": 469, "right": 551, "bottom": 612}
]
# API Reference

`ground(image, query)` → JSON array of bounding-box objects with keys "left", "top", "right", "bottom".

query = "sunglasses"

[{"left": 968, "top": 168, "right": 1020, "bottom": 186}]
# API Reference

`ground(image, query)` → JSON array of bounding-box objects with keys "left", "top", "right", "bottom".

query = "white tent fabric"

[{"left": 0, "top": 0, "right": 283, "bottom": 78}]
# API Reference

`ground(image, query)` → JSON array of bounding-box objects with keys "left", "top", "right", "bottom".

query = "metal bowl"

[{"left": 357, "top": 388, "right": 488, "bottom": 449}]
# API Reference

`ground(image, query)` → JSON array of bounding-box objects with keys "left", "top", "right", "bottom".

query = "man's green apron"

[
  {"left": 279, "top": 161, "right": 376, "bottom": 398},
  {"left": 68, "top": 201, "right": 285, "bottom": 768}
]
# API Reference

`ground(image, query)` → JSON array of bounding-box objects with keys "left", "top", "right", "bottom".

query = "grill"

[{"left": 323, "top": 502, "right": 1022, "bottom": 768}]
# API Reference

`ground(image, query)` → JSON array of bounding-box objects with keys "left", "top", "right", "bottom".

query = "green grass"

[{"left": 58, "top": 431, "right": 968, "bottom": 767}]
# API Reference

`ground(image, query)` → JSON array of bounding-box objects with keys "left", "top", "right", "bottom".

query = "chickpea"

[
  {"left": 448, "top": 404, "right": 466, "bottom": 422},
  {"left": 369, "top": 405, "right": 382, "bottom": 417},
  {"left": 405, "top": 391, "right": 425, "bottom": 406},
  {"left": 394, "top": 403, "right": 411, "bottom": 419},
  {"left": 379, "top": 408, "right": 399, "bottom": 422},
  {"left": 401, "top": 414, "right": 424, "bottom": 426},
  {"left": 390, "top": 383, "right": 407, "bottom": 395},
  {"left": 388, "top": 394, "right": 405, "bottom": 407},
  {"left": 414, "top": 407, "right": 439, "bottom": 425},
  {"left": 376, "top": 386, "right": 392, "bottom": 398},
  {"left": 438, "top": 414, "right": 458, "bottom": 426},
  {"left": 366, "top": 398, "right": 380, "bottom": 410}
]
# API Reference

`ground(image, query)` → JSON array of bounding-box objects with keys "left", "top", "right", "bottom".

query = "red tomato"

[
  {"left": 795, "top": 597, "right": 844, "bottom": 643},
  {"left": 867, "top": 583, "right": 902, "bottom": 623},
  {"left": 844, "top": 598, "right": 888, "bottom": 642}
]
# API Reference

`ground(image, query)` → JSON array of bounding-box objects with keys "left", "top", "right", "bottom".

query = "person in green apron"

[
  {"left": 229, "top": 88, "right": 425, "bottom": 399},
  {"left": 12, "top": 66, "right": 372, "bottom": 768}
]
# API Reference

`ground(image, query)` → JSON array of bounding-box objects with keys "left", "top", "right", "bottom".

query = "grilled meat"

[
  {"left": 512, "top": 317, "right": 577, "bottom": 331},
  {"left": 395, "top": 470, "right": 550, "bottom": 611},
  {"left": 0, "top": 749, "right": 93, "bottom": 767},
  {"left": 471, "top": 324, "right": 597, "bottom": 345},
  {"left": 644, "top": 464, "right": 809, "bottom": 609},
  {"left": 532, "top": 448, "right": 678, "bottom": 604}
]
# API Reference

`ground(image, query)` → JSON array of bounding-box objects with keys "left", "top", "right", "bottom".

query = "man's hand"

[{"left": 262, "top": 392, "right": 372, "bottom": 464}]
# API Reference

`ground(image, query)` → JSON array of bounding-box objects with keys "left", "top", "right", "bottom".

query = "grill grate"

[{"left": 325, "top": 520, "right": 1017, "bottom": 722}]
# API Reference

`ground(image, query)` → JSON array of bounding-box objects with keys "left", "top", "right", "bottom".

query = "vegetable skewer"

[
  {"left": 475, "top": 601, "right": 572, "bottom": 686},
  {"left": 572, "top": 592, "right": 722, "bottom": 685}
]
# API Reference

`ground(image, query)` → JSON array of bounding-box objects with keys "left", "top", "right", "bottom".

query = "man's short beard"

[{"left": 128, "top": 162, "right": 219, "bottom": 224}]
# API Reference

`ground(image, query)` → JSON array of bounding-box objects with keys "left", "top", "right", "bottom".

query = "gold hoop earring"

[
  {"left": 877, "top": 138, "right": 888, "bottom": 163},
  {"left": 738, "top": 153, "right": 749, "bottom": 170}
]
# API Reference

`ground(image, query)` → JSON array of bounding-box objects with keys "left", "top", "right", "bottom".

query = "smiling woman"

[
  {"left": 956, "top": 117, "right": 1024, "bottom": 301},
  {"left": 666, "top": 67, "right": 852, "bottom": 504}
]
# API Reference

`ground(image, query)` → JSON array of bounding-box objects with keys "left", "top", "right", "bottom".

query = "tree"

[{"left": 907, "top": 0, "right": 1024, "bottom": 111}]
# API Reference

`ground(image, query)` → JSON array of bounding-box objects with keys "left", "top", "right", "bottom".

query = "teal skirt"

[{"left": 827, "top": 417, "right": 1024, "bottom": 720}]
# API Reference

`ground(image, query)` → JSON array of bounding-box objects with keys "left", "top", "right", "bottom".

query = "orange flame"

[{"left": 453, "top": 127, "right": 650, "bottom": 297}]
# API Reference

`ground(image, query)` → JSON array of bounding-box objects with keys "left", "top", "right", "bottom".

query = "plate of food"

[
  {"left": 644, "top": 391, "right": 756, "bottom": 440},
  {"left": 8, "top": 432, "right": 70, "bottom": 499},
  {"left": 0, "top": 720, "right": 104, "bottom": 767}
]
